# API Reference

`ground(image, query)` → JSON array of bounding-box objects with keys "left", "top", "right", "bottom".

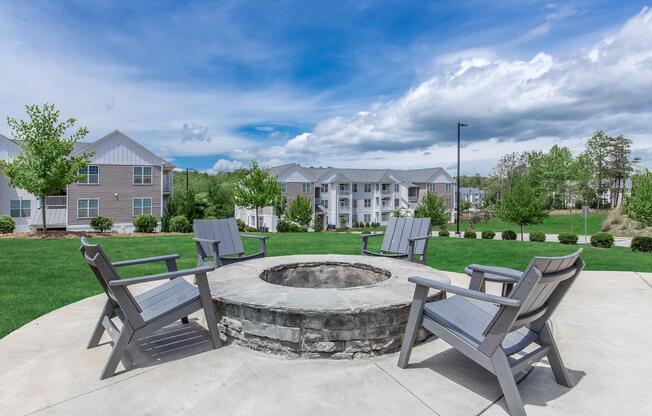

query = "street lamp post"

[
  {"left": 186, "top": 168, "right": 197, "bottom": 192},
  {"left": 456, "top": 122, "right": 468, "bottom": 236}
]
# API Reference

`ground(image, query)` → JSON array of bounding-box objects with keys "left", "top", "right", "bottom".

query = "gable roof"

[
  {"left": 270, "top": 164, "right": 452, "bottom": 184},
  {"left": 71, "top": 130, "right": 174, "bottom": 167}
]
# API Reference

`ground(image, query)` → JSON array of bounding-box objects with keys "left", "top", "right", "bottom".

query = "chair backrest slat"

[
  {"left": 193, "top": 218, "right": 244, "bottom": 257},
  {"left": 479, "top": 249, "right": 584, "bottom": 355},
  {"left": 79, "top": 238, "right": 145, "bottom": 327},
  {"left": 380, "top": 217, "right": 431, "bottom": 255}
]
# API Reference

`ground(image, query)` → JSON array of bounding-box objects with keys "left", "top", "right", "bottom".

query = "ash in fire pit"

[{"left": 259, "top": 262, "right": 391, "bottom": 289}]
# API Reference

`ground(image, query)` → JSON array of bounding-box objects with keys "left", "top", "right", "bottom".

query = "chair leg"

[
  {"left": 540, "top": 322, "right": 572, "bottom": 387},
  {"left": 88, "top": 300, "right": 114, "bottom": 349},
  {"left": 100, "top": 324, "right": 134, "bottom": 380},
  {"left": 196, "top": 273, "right": 222, "bottom": 349},
  {"left": 397, "top": 285, "right": 428, "bottom": 369},
  {"left": 491, "top": 350, "right": 526, "bottom": 416}
]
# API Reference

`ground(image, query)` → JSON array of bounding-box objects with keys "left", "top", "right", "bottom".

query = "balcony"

[
  {"left": 44, "top": 195, "right": 67, "bottom": 208},
  {"left": 338, "top": 205, "right": 350, "bottom": 213},
  {"left": 408, "top": 196, "right": 419, "bottom": 203},
  {"left": 381, "top": 188, "right": 392, "bottom": 195}
]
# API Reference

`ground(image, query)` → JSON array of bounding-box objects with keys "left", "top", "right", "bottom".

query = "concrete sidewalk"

[
  {"left": 439, "top": 232, "right": 632, "bottom": 247},
  {"left": 1, "top": 271, "right": 651, "bottom": 416}
]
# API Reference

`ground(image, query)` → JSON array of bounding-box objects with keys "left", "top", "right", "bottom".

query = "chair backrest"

[
  {"left": 193, "top": 218, "right": 244, "bottom": 258},
  {"left": 79, "top": 237, "right": 140, "bottom": 316},
  {"left": 480, "top": 249, "right": 584, "bottom": 354},
  {"left": 381, "top": 217, "right": 432, "bottom": 255}
]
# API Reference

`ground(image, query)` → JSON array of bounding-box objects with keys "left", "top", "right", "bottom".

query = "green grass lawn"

[
  {"left": 1, "top": 231, "right": 648, "bottom": 339},
  {"left": 459, "top": 213, "right": 607, "bottom": 235}
]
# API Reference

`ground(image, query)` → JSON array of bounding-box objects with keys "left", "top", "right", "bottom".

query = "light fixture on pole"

[{"left": 456, "top": 122, "right": 468, "bottom": 236}]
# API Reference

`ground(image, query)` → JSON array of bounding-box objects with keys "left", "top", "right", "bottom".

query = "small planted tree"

[
  {"left": 628, "top": 171, "right": 652, "bottom": 227},
  {"left": 497, "top": 175, "right": 548, "bottom": 241},
  {"left": 1, "top": 104, "right": 91, "bottom": 232},
  {"left": 234, "top": 162, "right": 282, "bottom": 230},
  {"left": 287, "top": 195, "right": 313, "bottom": 229},
  {"left": 414, "top": 192, "right": 449, "bottom": 230}
]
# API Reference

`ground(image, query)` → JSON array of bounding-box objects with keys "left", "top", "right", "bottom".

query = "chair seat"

[
  {"left": 135, "top": 278, "right": 200, "bottom": 322},
  {"left": 424, "top": 296, "right": 538, "bottom": 355}
]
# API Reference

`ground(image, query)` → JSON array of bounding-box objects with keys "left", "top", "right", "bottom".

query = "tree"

[
  {"left": 391, "top": 206, "right": 409, "bottom": 218},
  {"left": 627, "top": 171, "right": 652, "bottom": 227},
  {"left": 272, "top": 195, "right": 287, "bottom": 220},
  {"left": 1, "top": 104, "right": 91, "bottom": 231},
  {"left": 287, "top": 195, "right": 313, "bottom": 228},
  {"left": 414, "top": 192, "right": 449, "bottom": 230},
  {"left": 497, "top": 175, "right": 548, "bottom": 241},
  {"left": 234, "top": 161, "right": 282, "bottom": 230}
]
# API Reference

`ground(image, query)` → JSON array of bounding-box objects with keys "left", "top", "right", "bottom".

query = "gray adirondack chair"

[
  {"left": 398, "top": 250, "right": 584, "bottom": 416},
  {"left": 193, "top": 218, "right": 268, "bottom": 267},
  {"left": 80, "top": 237, "right": 221, "bottom": 379},
  {"left": 360, "top": 217, "right": 432, "bottom": 264}
]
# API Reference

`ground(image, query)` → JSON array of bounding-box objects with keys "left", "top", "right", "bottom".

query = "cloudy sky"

[{"left": 1, "top": 1, "right": 651, "bottom": 174}]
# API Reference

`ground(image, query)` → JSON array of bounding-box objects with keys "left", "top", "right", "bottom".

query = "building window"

[
  {"left": 394, "top": 183, "right": 399, "bottom": 192},
  {"left": 134, "top": 166, "right": 153, "bottom": 184},
  {"left": 364, "top": 184, "right": 372, "bottom": 193},
  {"left": 353, "top": 199, "right": 358, "bottom": 208},
  {"left": 381, "top": 212, "right": 388, "bottom": 221},
  {"left": 352, "top": 184, "right": 357, "bottom": 193},
  {"left": 445, "top": 183, "right": 454, "bottom": 192},
  {"left": 364, "top": 214, "right": 371, "bottom": 222},
  {"left": 375, "top": 197, "right": 379, "bottom": 205},
  {"left": 446, "top": 197, "right": 453, "bottom": 206},
  {"left": 394, "top": 198, "right": 399, "bottom": 207},
  {"left": 339, "top": 199, "right": 348, "bottom": 207},
  {"left": 133, "top": 198, "right": 153, "bottom": 216},
  {"left": 352, "top": 214, "right": 358, "bottom": 223},
  {"left": 78, "top": 165, "right": 99, "bottom": 184},
  {"left": 77, "top": 199, "right": 99, "bottom": 218},
  {"left": 280, "top": 182, "right": 287, "bottom": 193},
  {"left": 321, "top": 183, "right": 328, "bottom": 192},
  {"left": 302, "top": 182, "right": 311, "bottom": 193},
  {"left": 321, "top": 199, "right": 328, "bottom": 209},
  {"left": 10, "top": 200, "right": 30, "bottom": 218},
  {"left": 375, "top": 183, "right": 379, "bottom": 191},
  {"left": 427, "top": 183, "right": 436, "bottom": 193},
  {"left": 382, "top": 183, "right": 390, "bottom": 191},
  {"left": 364, "top": 199, "right": 371, "bottom": 208}
]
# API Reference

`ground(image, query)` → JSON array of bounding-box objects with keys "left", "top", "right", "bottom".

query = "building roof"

[
  {"left": 460, "top": 187, "right": 484, "bottom": 194},
  {"left": 269, "top": 163, "right": 452, "bottom": 184}
]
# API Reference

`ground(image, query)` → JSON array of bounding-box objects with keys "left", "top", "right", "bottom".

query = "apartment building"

[
  {"left": 460, "top": 187, "right": 485, "bottom": 207},
  {"left": 0, "top": 131, "right": 174, "bottom": 232},
  {"left": 235, "top": 163, "right": 455, "bottom": 231}
]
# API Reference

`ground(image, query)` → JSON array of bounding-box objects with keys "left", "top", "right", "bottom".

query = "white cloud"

[
  {"left": 217, "top": 7, "right": 652, "bottom": 174},
  {"left": 212, "top": 159, "right": 246, "bottom": 172}
]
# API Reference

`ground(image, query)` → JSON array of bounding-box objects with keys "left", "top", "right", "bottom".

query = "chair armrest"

[
  {"left": 408, "top": 234, "right": 431, "bottom": 242},
  {"left": 108, "top": 266, "right": 214, "bottom": 287},
  {"left": 241, "top": 234, "right": 269, "bottom": 240},
  {"left": 111, "top": 254, "right": 180, "bottom": 268},
  {"left": 408, "top": 276, "right": 521, "bottom": 307},
  {"left": 360, "top": 232, "right": 385, "bottom": 239},
  {"left": 466, "top": 264, "right": 521, "bottom": 281},
  {"left": 193, "top": 237, "right": 220, "bottom": 244}
]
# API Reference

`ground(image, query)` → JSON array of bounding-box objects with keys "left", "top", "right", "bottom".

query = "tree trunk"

[
  {"left": 41, "top": 196, "right": 48, "bottom": 233},
  {"left": 520, "top": 224, "right": 524, "bottom": 241},
  {"left": 255, "top": 206, "right": 259, "bottom": 231}
]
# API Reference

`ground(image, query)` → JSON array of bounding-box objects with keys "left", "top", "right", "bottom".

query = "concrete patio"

[{"left": 1, "top": 270, "right": 651, "bottom": 416}]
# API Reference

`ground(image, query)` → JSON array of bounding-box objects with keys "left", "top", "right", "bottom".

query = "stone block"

[
  {"left": 324, "top": 314, "right": 355, "bottom": 329},
  {"left": 302, "top": 341, "right": 344, "bottom": 353},
  {"left": 242, "top": 320, "right": 301, "bottom": 344}
]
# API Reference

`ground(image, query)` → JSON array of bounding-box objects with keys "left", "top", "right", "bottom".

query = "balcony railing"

[
  {"left": 408, "top": 196, "right": 419, "bottom": 203},
  {"left": 44, "top": 196, "right": 67, "bottom": 208}
]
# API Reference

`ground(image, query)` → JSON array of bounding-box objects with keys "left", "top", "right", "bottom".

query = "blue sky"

[{"left": 1, "top": 1, "right": 651, "bottom": 173}]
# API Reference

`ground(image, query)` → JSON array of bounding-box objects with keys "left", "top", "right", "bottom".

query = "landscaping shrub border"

[
  {"left": 463, "top": 230, "right": 477, "bottom": 239},
  {"left": 133, "top": 214, "right": 158, "bottom": 233},
  {"left": 591, "top": 232, "right": 614, "bottom": 248},
  {"left": 0, "top": 215, "right": 16, "bottom": 234},
  {"left": 502, "top": 230, "right": 517, "bottom": 240},
  {"left": 558, "top": 232, "right": 579, "bottom": 245},
  {"left": 529, "top": 231, "right": 546, "bottom": 243},
  {"left": 631, "top": 236, "right": 652, "bottom": 253},
  {"left": 481, "top": 230, "right": 495, "bottom": 240}
]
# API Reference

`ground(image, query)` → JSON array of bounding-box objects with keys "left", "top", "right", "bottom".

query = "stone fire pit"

[{"left": 207, "top": 255, "right": 449, "bottom": 359}]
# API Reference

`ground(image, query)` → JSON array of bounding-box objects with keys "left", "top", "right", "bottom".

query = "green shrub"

[
  {"left": 463, "top": 230, "right": 477, "bottom": 239},
  {"left": 133, "top": 214, "right": 158, "bottom": 233},
  {"left": 481, "top": 230, "right": 495, "bottom": 240},
  {"left": 529, "top": 231, "right": 546, "bottom": 242},
  {"left": 438, "top": 230, "right": 450, "bottom": 237},
  {"left": 0, "top": 215, "right": 16, "bottom": 234},
  {"left": 277, "top": 220, "right": 306, "bottom": 232},
  {"left": 591, "top": 232, "right": 614, "bottom": 248},
  {"left": 169, "top": 215, "right": 190, "bottom": 233},
  {"left": 558, "top": 232, "right": 579, "bottom": 245},
  {"left": 236, "top": 218, "right": 247, "bottom": 232},
  {"left": 371, "top": 221, "right": 380, "bottom": 229},
  {"left": 631, "top": 236, "right": 652, "bottom": 253},
  {"left": 90, "top": 216, "right": 113, "bottom": 233},
  {"left": 502, "top": 230, "right": 517, "bottom": 240},
  {"left": 160, "top": 215, "right": 171, "bottom": 232}
]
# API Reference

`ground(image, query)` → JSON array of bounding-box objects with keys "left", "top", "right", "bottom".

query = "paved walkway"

[
  {"left": 1, "top": 271, "right": 651, "bottom": 416},
  {"left": 440, "top": 232, "right": 632, "bottom": 247}
]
